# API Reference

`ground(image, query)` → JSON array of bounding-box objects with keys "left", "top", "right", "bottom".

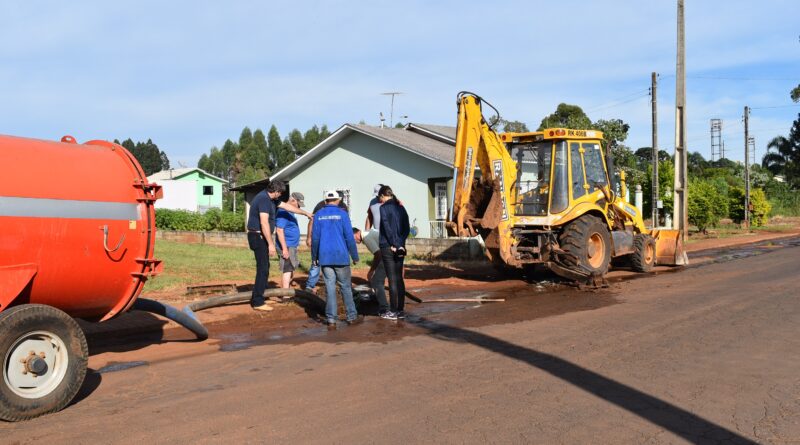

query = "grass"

[{"left": 144, "top": 240, "right": 373, "bottom": 293}]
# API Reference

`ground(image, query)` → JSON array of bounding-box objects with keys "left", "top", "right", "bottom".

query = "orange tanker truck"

[{"left": 0, "top": 134, "right": 204, "bottom": 421}]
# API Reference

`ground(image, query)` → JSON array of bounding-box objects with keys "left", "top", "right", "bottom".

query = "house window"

[
  {"left": 336, "top": 188, "right": 351, "bottom": 213},
  {"left": 434, "top": 182, "right": 448, "bottom": 220},
  {"left": 203, "top": 185, "right": 214, "bottom": 196},
  {"left": 323, "top": 188, "right": 351, "bottom": 213}
]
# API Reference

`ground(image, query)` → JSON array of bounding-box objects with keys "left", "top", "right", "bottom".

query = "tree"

[
  {"left": 791, "top": 85, "right": 800, "bottom": 103},
  {"left": 287, "top": 129, "right": 305, "bottom": 157},
  {"left": 762, "top": 113, "right": 800, "bottom": 187},
  {"left": 537, "top": 103, "right": 592, "bottom": 130},
  {"left": 115, "top": 137, "right": 169, "bottom": 175},
  {"left": 499, "top": 119, "right": 529, "bottom": 133},
  {"left": 267, "top": 125, "right": 293, "bottom": 171},
  {"left": 687, "top": 151, "right": 708, "bottom": 178}
]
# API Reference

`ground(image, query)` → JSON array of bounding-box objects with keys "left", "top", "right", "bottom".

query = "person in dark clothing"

[
  {"left": 247, "top": 180, "right": 312, "bottom": 311},
  {"left": 377, "top": 185, "right": 410, "bottom": 320}
]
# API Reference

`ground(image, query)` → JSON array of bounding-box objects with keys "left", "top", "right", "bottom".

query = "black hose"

[
  {"left": 182, "top": 288, "right": 326, "bottom": 321},
  {"left": 133, "top": 298, "right": 209, "bottom": 340}
]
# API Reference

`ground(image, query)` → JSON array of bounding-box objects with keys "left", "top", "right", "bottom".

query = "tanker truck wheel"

[
  {"left": 558, "top": 215, "right": 611, "bottom": 276},
  {"left": 0, "top": 304, "right": 88, "bottom": 421}
]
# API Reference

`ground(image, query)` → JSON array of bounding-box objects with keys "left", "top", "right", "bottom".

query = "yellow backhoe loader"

[{"left": 448, "top": 92, "right": 687, "bottom": 283}]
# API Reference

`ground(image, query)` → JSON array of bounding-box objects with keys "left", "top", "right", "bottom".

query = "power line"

[
  {"left": 584, "top": 91, "right": 650, "bottom": 114},
  {"left": 750, "top": 104, "right": 800, "bottom": 110},
  {"left": 687, "top": 75, "right": 798, "bottom": 81}
]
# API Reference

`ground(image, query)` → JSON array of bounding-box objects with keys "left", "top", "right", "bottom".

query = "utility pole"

[
  {"left": 673, "top": 0, "right": 688, "bottom": 240},
  {"left": 651, "top": 72, "right": 659, "bottom": 227},
  {"left": 743, "top": 105, "right": 750, "bottom": 229}
]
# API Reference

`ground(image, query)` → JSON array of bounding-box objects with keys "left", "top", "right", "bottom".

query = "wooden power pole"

[
  {"left": 651, "top": 72, "right": 659, "bottom": 227},
  {"left": 673, "top": 0, "right": 688, "bottom": 239},
  {"left": 743, "top": 105, "right": 750, "bottom": 229}
]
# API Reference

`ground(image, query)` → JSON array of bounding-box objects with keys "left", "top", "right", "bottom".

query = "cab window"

[
  {"left": 550, "top": 141, "right": 569, "bottom": 214},
  {"left": 570, "top": 142, "right": 587, "bottom": 200},
  {"left": 583, "top": 143, "right": 607, "bottom": 191}
]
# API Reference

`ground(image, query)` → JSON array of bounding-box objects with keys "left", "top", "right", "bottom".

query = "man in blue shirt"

[
  {"left": 276, "top": 192, "right": 305, "bottom": 289},
  {"left": 304, "top": 193, "right": 348, "bottom": 292},
  {"left": 247, "top": 180, "right": 312, "bottom": 312},
  {"left": 311, "top": 190, "right": 359, "bottom": 327}
]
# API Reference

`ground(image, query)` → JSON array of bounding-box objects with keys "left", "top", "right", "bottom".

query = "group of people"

[{"left": 246, "top": 180, "right": 410, "bottom": 327}]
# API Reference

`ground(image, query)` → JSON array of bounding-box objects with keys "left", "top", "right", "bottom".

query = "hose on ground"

[
  {"left": 183, "top": 288, "right": 326, "bottom": 320},
  {"left": 133, "top": 298, "right": 209, "bottom": 340}
]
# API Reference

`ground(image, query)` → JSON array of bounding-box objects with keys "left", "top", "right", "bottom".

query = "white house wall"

[
  {"left": 155, "top": 179, "right": 199, "bottom": 211},
  {"left": 287, "top": 132, "right": 452, "bottom": 238}
]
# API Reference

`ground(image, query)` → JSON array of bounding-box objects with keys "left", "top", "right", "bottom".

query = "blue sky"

[{"left": 2, "top": 1, "right": 798, "bottom": 167}]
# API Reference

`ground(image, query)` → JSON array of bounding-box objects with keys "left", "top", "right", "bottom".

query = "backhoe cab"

[{"left": 448, "top": 92, "right": 686, "bottom": 283}]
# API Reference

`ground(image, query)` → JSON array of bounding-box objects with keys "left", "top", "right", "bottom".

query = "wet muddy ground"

[{"left": 4, "top": 235, "right": 800, "bottom": 443}]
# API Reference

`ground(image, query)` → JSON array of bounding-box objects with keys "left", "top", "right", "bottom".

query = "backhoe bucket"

[{"left": 650, "top": 229, "right": 688, "bottom": 266}]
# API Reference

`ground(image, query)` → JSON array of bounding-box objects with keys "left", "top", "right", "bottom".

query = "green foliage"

[
  {"left": 115, "top": 138, "right": 170, "bottom": 175},
  {"left": 762, "top": 114, "right": 800, "bottom": 187},
  {"left": 197, "top": 122, "right": 332, "bottom": 213},
  {"left": 792, "top": 84, "right": 800, "bottom": 103},
  {"left": 155, "top": 208, "right": 244, "bottom": 232},
  {"left": 499, "top": 119, "right": 529, "bottom": 133},
  {"left": 537, "top": 103, "right": 592, "bottom": 130},
  {"left": 729, "top": 187, "right": 771, "bottom": 226},
  {"left": 687, "top": 178, "right": 728, "bottom": 232},
  {"left": 765, "top": 180, "right": 800, "bottom": 216}
]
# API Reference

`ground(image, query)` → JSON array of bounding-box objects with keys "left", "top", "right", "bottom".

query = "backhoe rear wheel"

[
  {"left": 558, "top": 215, "right": 612, "bottom": 276},
  {"left": 630, "top": 234, "right": 656, "bottom": 272}
]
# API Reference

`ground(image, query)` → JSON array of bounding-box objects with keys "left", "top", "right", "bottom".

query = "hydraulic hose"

[{"left": 132, "top": 298, "right": 209, "bottom": 340}]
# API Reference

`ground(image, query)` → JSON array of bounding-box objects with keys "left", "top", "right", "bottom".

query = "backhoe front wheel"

[
  {"left": 559, "top": 215, "right": 612, "bottom": 276},
  {"left": 0, "top": 304, "right": 88, "bottom": 421},
  {"left": 630, "top": 234, "right": 656, "bottom": 272}
]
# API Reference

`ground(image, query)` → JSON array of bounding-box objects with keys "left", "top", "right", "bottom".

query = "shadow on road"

[{"left": 414, "top": 316, "right": 755, "bottom": 444}]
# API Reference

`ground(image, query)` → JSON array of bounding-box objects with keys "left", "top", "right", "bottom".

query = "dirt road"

[{"left": 4, "top": 240, "right": 800, "bottom": 444}]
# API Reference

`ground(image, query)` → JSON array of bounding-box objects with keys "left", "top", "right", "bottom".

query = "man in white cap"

[{"left": 311, "top": 190, "right": 360, "bottom": 327}]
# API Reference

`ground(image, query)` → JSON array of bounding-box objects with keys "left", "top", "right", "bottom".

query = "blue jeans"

[
  {"left": 322, "top": 265, "right": 357, "bottom": 322},
  {"left": 305, "top": 263, "right": 321, "bottom": 290}
]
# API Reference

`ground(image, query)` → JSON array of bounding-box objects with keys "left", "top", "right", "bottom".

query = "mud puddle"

[
  {"left": 210, "top": 283, "right": 617, "bottom": 352},
  {"left": 96, "top": 361, "right": 149, "bottom": 374}
]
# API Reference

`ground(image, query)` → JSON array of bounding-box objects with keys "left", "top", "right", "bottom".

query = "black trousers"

[
  {"left": 380, "top": 246, "right": 406, "bottom": 312},
  {"left": 248, "top": 232, "right": 270, "bottom": 306}
]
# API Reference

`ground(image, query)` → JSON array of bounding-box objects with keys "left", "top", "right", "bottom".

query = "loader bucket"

[{"left": 650, "top": 229, "right": 689, "bottom": 266}]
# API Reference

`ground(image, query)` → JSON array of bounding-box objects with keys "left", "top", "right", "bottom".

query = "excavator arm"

[{"left": 449, "top": 92, "right": 520, "bottom": 266}]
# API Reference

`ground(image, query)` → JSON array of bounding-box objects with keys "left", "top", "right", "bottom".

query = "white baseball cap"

[
  {"left": 324, "top": 189, "right": 339, "bottom": 200},
  {"left": 372, "top": 184, "right": 382, "bottom": 197}
]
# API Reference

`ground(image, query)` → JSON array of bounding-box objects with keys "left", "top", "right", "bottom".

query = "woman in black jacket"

[{"left": 377, "top": 185, "right": 410, "bottom": 320}]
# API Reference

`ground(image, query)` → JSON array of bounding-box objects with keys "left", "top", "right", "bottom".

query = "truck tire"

[
  {"left": 559, "top": 215, "right": 612, "bottom": 275},
  {"left": 0, "top": 304, "right": 88, "bottom": 421},
  {"left": 630, "top": 234, "right": 656, "bottom": 272}
]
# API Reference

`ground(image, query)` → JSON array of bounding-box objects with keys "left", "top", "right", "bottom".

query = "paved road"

[{"left": 4, "top": 243, "right": 800, "bottom": 444}]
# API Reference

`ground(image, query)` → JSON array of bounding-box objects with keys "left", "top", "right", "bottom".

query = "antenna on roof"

[
  {"left": 381, "top": 92, "right": 403, "bottom": 127},
  {"left": 379, "top": 112, "right": 386, "bottom": 129}
]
